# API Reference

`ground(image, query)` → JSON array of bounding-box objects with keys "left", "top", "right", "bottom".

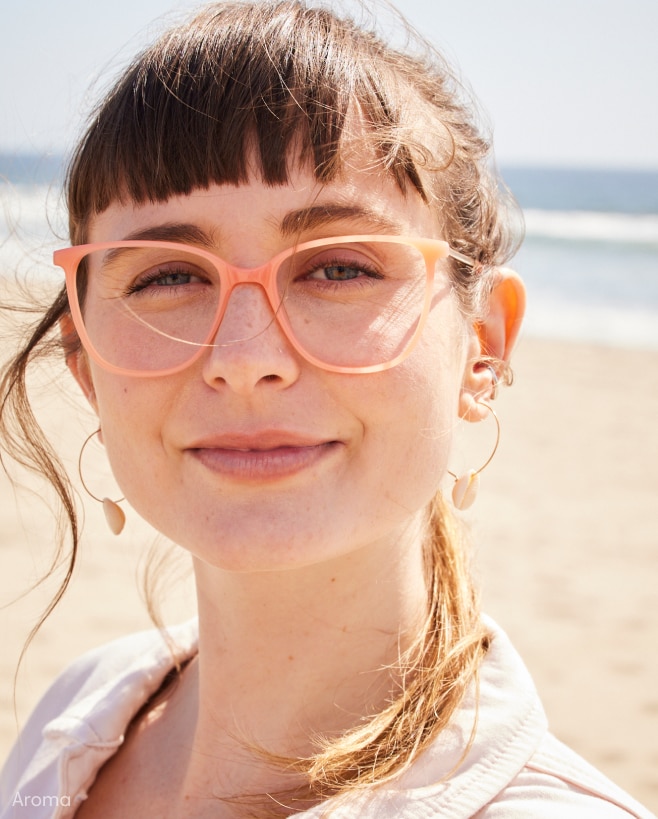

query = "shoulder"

[
  {"left": 0, "top": 620, "right": 198, "bottom": 815},
  {"left": 473, "top": 621, "right": 655, "bottom": 818},
  {"left": 476, "top": 733, "right": 656, "bottom": 818},
  {"left": 349, "top": 618, "right": 656, "bottom": 819},
  {"left": 8, "top": 618, "right": 198, "bottom": 743}
]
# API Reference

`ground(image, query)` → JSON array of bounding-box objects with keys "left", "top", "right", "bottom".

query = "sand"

[{"left": 0, "top": 332, "right": 656, "bottom": 812}]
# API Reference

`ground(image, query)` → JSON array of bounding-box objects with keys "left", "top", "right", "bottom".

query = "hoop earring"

[
  {"left": 485, "top": 363, "right": 499, "bottom": 400},
  {"left": 448, "top": 402, "right": 501, "bottom": 510},
  {"left": 78, "top": 430, "right": 126, "bottom": 535},
  {"left": 473, "top": 360, "right": 500, "bottom": 401}
]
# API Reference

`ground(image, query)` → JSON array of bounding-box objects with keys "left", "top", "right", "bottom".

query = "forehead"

[{"left": 87, "top": 156, "right": 441, "bottom": 248}]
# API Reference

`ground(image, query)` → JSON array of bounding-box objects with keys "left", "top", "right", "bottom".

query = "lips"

[{"left": 186, "top": 432, "right": 342, "bottom": 481}]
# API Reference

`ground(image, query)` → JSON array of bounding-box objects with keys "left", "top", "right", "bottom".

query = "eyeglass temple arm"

[{"left": 448, "top": 248, "right": 475, "bottom": 267}]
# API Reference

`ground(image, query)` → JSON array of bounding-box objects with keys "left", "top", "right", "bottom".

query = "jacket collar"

[{"left": 10, "top": 617, "right": 546, "bottom": 818}]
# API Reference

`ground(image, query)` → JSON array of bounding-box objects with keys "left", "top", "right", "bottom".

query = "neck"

[{"left": 180, "top": 514, "right": 429, "bottom": 803}]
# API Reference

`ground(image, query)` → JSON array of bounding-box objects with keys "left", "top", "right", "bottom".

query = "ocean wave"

[
  {"left": 523, "top": 297, "right": 658, "bottom": 351},
  {"left": 523, "top": 209, "right": 658, "bottom": 245},
  {"left": 0, "top": 183, "right": 66, "bottom": 239}
]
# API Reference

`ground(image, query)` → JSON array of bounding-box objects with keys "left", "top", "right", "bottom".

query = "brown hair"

[{"left": 0, "top": 0, "right": 519, "bottom": 810}]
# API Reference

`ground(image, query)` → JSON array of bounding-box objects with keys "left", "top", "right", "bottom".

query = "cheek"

[
  {"left": 356, "top": 335, "right": 465, "bottom": 508},
  {"left": 404, "top": 313, "right": 469, "bottom": 477},
  {"left": 91, "top": 374, "right": 173, "bottom": 493}
]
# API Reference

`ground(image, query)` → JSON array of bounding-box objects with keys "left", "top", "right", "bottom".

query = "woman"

[{"left": 0, "top": 2, "right": 653, "bottom": 817}]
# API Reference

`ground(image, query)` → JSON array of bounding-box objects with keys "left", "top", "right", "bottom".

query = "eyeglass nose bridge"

[
  {"left": 207, "top": 256, "right": 291, "bottom": 349},
  {"left": 219, "top": 255, "right": 280, "bottom": 290}
]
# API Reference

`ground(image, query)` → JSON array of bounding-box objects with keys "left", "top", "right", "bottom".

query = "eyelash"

[
  {"left": 125, "top": 266, "right": 207, "bottom": 295},
  {"left": 297, "top": 257, "right": 384, "bottom": 283},
  {"left": 119, "top": 252, "right": 385, "bottom": 299}
]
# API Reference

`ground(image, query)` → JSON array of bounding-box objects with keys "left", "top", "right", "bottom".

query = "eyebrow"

[
  {"left": 120, "top": 223, "right": 218, "bottom": 246},
  {"left": 116, "top": 204, "right": 405, "bottom": 249},
  {"left": 280, "top": 204, "right": 405, "bottom": 238}
]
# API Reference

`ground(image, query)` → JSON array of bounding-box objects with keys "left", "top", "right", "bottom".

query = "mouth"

[{"left": 187, "top": 435, "right": 342, "bottom": 481}]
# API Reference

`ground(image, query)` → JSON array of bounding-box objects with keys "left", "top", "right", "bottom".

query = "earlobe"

[{"left": 60, "top": 316, "right": 98, "bottom": 413}]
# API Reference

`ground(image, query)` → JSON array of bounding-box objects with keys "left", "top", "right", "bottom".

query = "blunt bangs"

[{"left": 66, "top": 1, "right": 428, "bottom": 243}]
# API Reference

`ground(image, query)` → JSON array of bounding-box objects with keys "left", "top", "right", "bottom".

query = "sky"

[{"left": 2, "top": 0, "right": 657, "bottom": 169}]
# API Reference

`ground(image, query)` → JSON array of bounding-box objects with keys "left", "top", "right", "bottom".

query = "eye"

[
  {"left": 307, "top": 263, "right": 366, "bottom": 281},
  {"left": 127, "top": 263, "right": 208, "bottom": 294},
  {"left": 151, "top": 269, "right": 197, "bottom": 287},
  {"left": 300, "top": 252, "right": 383, "bottom": 283}
]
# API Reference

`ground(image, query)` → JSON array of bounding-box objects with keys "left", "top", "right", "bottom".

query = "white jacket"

[{"left": 1, "top": 618, "right": 654, "bottom": 818}]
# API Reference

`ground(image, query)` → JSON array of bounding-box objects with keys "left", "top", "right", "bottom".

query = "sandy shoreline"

[{"left": 0, "top": 334, "right": 656, "bottom": 812}]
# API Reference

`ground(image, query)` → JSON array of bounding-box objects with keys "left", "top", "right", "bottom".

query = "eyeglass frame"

[{"left": 53, "top": 234, "right": 474, "bottom": 377}]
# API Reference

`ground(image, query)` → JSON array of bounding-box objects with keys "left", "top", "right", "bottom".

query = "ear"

[
  {"left": 477, "top": 267, "right": 526, "bottom": 364},
  {"left": 459, "top": 267, "right": 526, "bottom": 422},
  {"left": 60, "top": 315, "right": 99, "bottom": 414}
]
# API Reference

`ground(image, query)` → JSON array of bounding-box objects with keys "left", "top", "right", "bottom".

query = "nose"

[{"left": 201, "top": 284, "right": 301, "bottom": 395}]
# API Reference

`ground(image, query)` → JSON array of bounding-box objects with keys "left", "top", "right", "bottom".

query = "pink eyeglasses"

[{"left": 54, "top": 234, "right": 473, "bottom": 376}]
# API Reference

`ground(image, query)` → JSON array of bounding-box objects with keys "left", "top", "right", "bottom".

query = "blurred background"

[{"left": 1, "top": 0, "right": 657, "bottom": 811}]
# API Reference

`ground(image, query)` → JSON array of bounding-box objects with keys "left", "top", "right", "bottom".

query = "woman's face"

[{"left": 74, "top": 160, "right": 481, "bottom": 572}]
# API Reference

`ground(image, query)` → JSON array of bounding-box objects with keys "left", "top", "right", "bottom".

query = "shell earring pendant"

[
  {"left": 78, "top": 430, "right": 126, "bottom": 535},
  {"left": 448, "top": 401, "right": 501, "bottom": 511}
]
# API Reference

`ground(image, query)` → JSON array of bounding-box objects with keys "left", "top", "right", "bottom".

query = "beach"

[{"left": 0, "top": 333, "right": 656, "bottom": 812}]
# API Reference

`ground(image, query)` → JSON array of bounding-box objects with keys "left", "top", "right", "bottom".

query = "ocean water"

[
  {"left": 501, "top": 167, "right": 658, "bottom": 350},
  {"left": 1, "top": 157, "right": 657, "bottom": 350}
]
